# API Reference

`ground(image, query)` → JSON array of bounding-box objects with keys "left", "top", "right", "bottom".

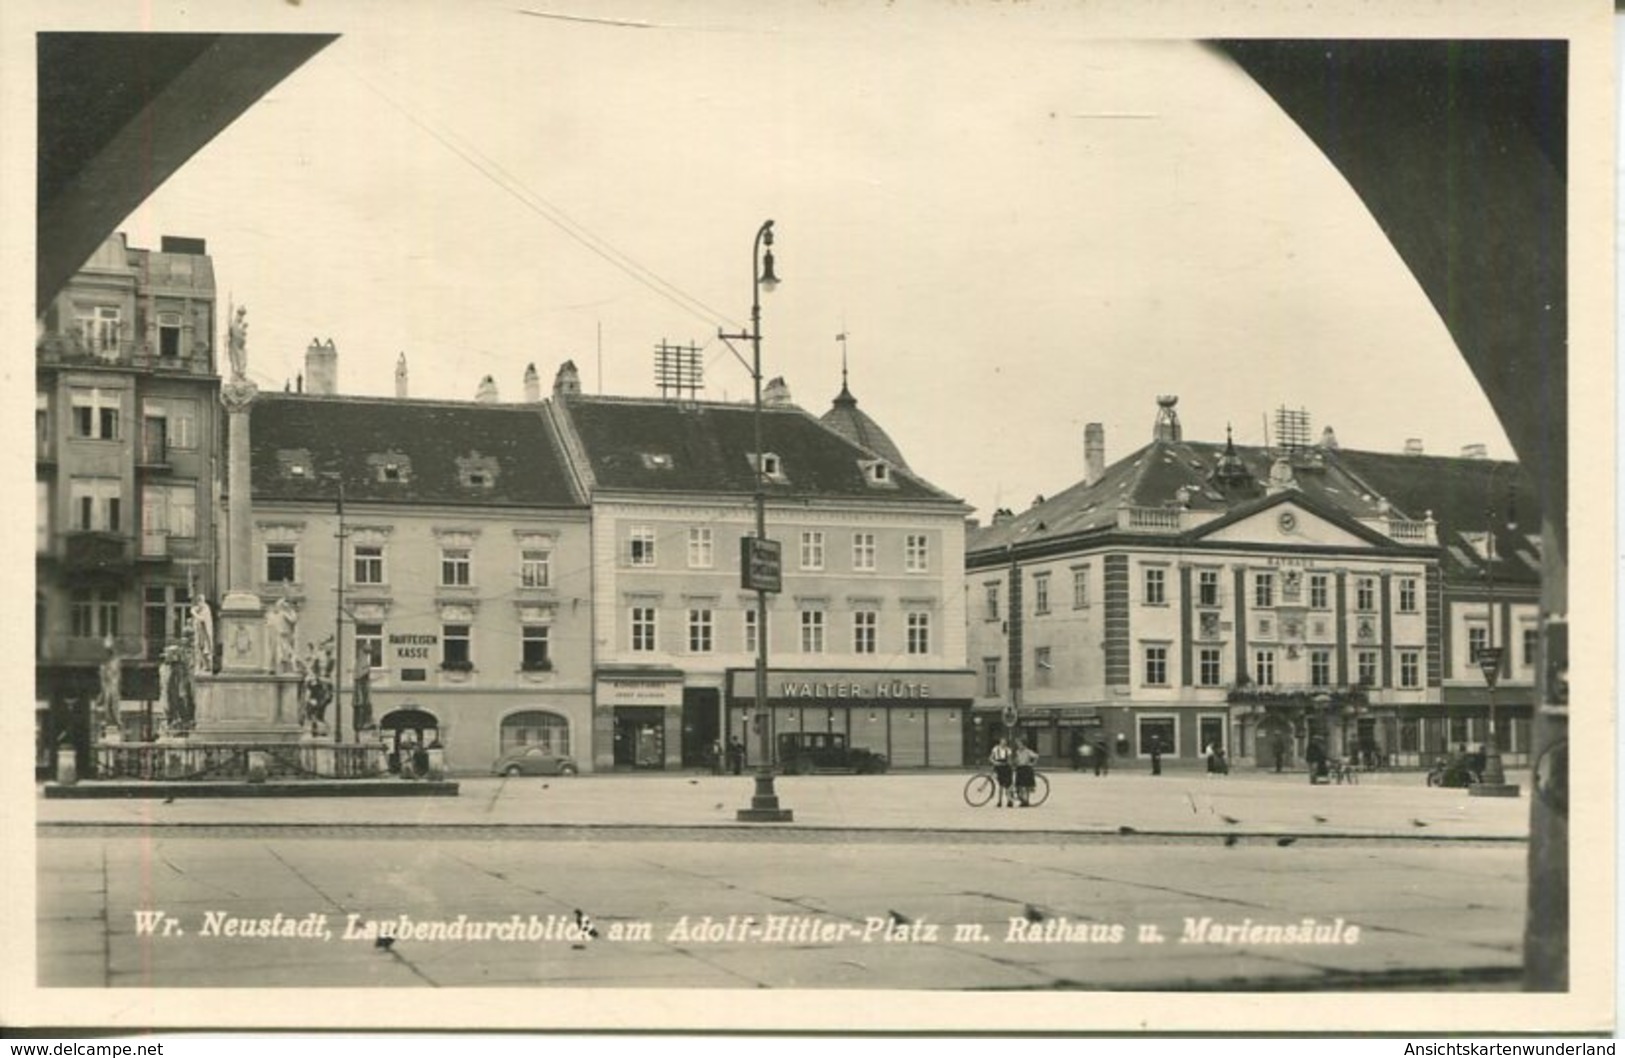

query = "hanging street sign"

[
  {"left": 1477, "top": 646, "right": 1505, "bottom": 687},
  {"left": 741, "top": 537, "right": 783, "bottom": 593}
]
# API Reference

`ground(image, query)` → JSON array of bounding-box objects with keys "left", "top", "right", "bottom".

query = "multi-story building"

[
  {"left": 36, "top": 233, "right": 223, "bottom": 773},
  {"left": 244, "top": 350, "right": 592, "bottom": 775},
  {"left": 965, "top": 398, "right": 1537, "bottom": 770},
  {"left": 548, "top": 363, "right": 976, "bottom": 771}
]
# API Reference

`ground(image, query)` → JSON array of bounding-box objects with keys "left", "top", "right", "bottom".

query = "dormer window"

[
  {"left": 641, "top": 452, "right": 674, "bottom": 470},
  {"left": 456, "top": 452, "right": 499, "bottom": 489},
  {"left": 367, "top": 452, "right": 412, "bottom": 485},
  {"left": 748, "top": 452, "right": 786, "bottom": 482},
  {"left": 382, "top": 464, "right": 401, "bottom": 482},
  {"left": 1462, "top": 531, "right": 1497, "bottom": 561},
  {"left": 860, "top": 459, "right": 895, "bottom": 487},
  {"left": 276, "top": 448, "right": 313, "bottom": 481}
]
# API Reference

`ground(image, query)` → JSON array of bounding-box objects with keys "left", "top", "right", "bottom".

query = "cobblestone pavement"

[
  {"left": 40, "top": 831, "right": 1525, "bottom": 994},
  {"left": 34, "top": 769, "right": 1534, "bottom": 1004}
]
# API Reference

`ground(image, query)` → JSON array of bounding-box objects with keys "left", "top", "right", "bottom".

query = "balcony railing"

[
  {"left": 62, "top": 530, "right": 133, "bottom": 572},
  {"left": 1385, "top": 517, "right": 1436, "bottom": 544},
  {"left": 36, "top": 335, "right": 214, "bottom": 376},
  {"left": 1118, "top": 506, "right": 1183, "bottom": 532}
]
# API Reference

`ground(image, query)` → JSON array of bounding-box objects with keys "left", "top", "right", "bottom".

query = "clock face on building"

[{"left": 1278, "top": 511, "right": 1298, "bottom": 533}]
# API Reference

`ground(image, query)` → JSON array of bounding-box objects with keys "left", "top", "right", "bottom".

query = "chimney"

[
  {"left": 1404, "top": 438, "right": 1425, "bottom": 456},
  {"left": 1320, "top": 425, "right": 1340, "bottom": 450},
  {"left": 991, "top": 507, "right": 1016, "bottom": 526},
  {"left": 763, "top": 376, "right": 792, "bottom": 407},
  {"left": 304, "top": 338, "right": 338, "bottom": 395},
  {"left": 475, "top": 375, "right": 499, "bottom": 404},
  {"left": 1084, "top": 423, "right": 1106, "bottom": 484},
  {"left": 394, "top": 353, "right": 408, "bottom": 399},
  {"left": 553, "top": 360, "right": 581, "bottom": 399},
  {"left": 1461, "top": 443, "right": 1488, "bottom": 459},
  {"left": 523, "top": 363, "right": 541, "bottom": 403}
]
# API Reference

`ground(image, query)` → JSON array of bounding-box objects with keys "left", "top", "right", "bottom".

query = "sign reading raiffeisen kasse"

[{"left": 741, "top": 536, "right": 782, "bottom": 593}]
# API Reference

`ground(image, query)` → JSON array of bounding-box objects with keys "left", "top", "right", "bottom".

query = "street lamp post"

[
  {"left": 1471, "top": 465, "right": 1520, "bottom": 798},
  {"left": 724, "top": 219, "right": 791, "bottom": 822}
]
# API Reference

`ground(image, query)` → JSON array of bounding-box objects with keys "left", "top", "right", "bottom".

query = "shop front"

[
  {"left": 595, "top": 667, "right": 685, "bottom": 771},
  {"left": 725, "top": 668, "right": 976, "bottom": 769}
]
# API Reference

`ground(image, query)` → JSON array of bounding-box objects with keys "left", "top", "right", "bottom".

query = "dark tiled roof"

[
  {"left": 247, "top": 394, "right": 581, "bottom": 508},
  {"left": 820, "top": 384, "right": 911, "bottom": 470},
  {"left": 969, "top": 439, "right": 1391, "bottom": 553},
  {"left": 1331, "top": 450, "right": 1541, "bottom": 589},
  {"left": 559, "top": 395, "right": 959, "bottom": 504},
  {"left": 968, "top": 438, "right": 1540, "bottom": 588}
]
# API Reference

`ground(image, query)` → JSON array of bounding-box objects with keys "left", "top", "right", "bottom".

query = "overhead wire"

[{"left": 350, "top": 71, "right": 744, "bottom": 336}]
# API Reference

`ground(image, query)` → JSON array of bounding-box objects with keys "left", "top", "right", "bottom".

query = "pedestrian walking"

[
  {"left": 727, "top": 736, "right": 745, "bottom": 775},
  {"left": 1149, "top": 736, "right": 1163, "bottom": 776},
  {"left": 708, "top": 739, "right": 723, "bottom": 776},
  {"left": 1075, "top": 737, "right": 1092, "bottom": 773},
  {"left": 1093, "top": 737, "right": 1109, "bottom": 776}
]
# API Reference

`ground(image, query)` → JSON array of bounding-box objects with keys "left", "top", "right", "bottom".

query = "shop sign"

[
  {"left": 729, "top": 669, "right": 976, "bottom": 703},
  {"left": 598, "top": 678, "right": 683, "bottom": 707},
  {"left": 390, "top": 633, "right": 438, "bottom": 660}
]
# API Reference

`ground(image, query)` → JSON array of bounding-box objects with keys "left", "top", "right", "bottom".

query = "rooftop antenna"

[{"left": 597, "top": 320, "right": 603, "bottom": 394}]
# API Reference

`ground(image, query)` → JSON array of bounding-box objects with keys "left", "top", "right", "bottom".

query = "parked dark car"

[
  {"left": 493, "top": 746, "right": 579, "bottom": 777},
  {"left": 775, "top": 731, "right": 888, "bottom": 775}
]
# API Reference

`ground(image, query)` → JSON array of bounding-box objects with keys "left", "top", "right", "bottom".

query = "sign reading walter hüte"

[
  {"left": 726, "top": 669, "right": 977, "bottom": 703},
  {"left": 740, "top": 536, "right": 782, "bottom": 593}
]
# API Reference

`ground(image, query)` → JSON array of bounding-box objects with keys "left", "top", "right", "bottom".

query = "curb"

[{"left": 35, "top": 819, "right": 1529, "bottom": 845}]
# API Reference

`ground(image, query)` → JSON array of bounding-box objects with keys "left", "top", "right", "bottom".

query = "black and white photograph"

[{"left": 3, "top": 0, "right": 1614, "bottom": 1039}]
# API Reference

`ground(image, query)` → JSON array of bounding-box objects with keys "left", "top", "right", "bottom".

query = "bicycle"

[{"left": 964, "top": 769, "right": 1050, "bottom": 807}]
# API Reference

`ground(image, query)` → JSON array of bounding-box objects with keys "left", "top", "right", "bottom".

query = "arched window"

[{"left": 500, "top": 710, "right": 570, "bottom": 757}]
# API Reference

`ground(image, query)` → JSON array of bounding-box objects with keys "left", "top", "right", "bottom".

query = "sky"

[{"left": 79, "top": 1, "right": 1517, "bottom": 518}]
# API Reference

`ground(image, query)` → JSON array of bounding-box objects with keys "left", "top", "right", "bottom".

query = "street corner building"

[
  {"left": 964, "top": 398, "right": 1541, "bottom": 773},
  {"left": 547, "top": 363, "right": 976, "bottom": 772},
  {"left": 35, "top": 233, "right": 225, "bottom": 776}
]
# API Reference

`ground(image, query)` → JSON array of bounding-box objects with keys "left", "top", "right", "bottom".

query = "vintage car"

[
  {"left": 775, "top": 731, "right": 889, "bottom": 775},
  {"left": 492, "top": 746, "right": 580, "bottom": 777}
]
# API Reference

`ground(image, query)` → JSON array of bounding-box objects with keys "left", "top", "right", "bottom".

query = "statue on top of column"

[{"left": 227, "top": 304, "right": 249, "bottom": 382}]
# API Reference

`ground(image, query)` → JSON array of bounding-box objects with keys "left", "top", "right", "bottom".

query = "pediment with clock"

[{"left": 1188, "top": 496, "right": 1382, "bottom": 549}]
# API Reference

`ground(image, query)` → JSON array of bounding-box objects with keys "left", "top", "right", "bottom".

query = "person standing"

[
  {"left": 727, "top": 735, "right": 745, "bottom": 775},
  {"left": 1093, "top": 737, "right": 1110, "bottom": 777},
  {"left": 1013, "top": 740, "right": 1040, "bottom": 807},
  {"left": 1149, "top": 735, "right": 1163, "bottom": 776},
  {"left": 990, "top": 736, "right": 1015, "bottom": 807}
]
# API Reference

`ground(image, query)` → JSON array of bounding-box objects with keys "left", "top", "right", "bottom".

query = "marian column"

[
  {"left": 217, "top": 305, "right": 268, "bottom": 672},
  {"left": 193, "top": 306, "right": 303, "bottom": 742}
]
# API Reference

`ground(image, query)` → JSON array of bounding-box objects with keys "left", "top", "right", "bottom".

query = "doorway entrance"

[
  {"left": 681, "top": 688, "right": 719, "bottom": 768},
  {"left": 613, "top": 706, "right": 666, "bottom": 769},
  {"left": 380, "top": 707, "right": 440, "bottom": 773}
]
